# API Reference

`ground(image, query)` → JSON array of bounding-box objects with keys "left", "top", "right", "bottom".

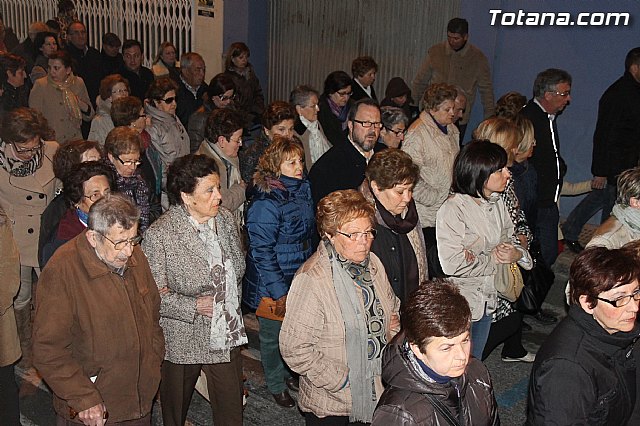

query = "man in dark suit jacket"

[
  {"left": 350, "top": 56, "right": 378, "bottom": 102},
  {"left": 64, "top": 21, "right": 104, "bottom": 107},
  {"left": 175, "top": 52, "right": 208, "bottom": 129},
  {"left": 119, "top": 39, "right": 154, "bottom": 102},
  {"left": 309, "top": 98, "right": 381, "bottom": 205}
]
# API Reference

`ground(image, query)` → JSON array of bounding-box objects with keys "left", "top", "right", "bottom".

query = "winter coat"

[
  {"left": 118, "top": 65, "right": 154, "bottom": 102},
  {"left": 308, "top": 138, "right": 368, "bottom": 205},
  {"left": 350, "top": 78, "right": 377, "bottom": 102},
  {"left": 196, "top": 139, "right": 246, "bottom": 213},
  {"left": 526, "top": 305, "right": 639, "bottom": 425},
  {"left": 242, "top": 173, "right": 315, "bottom": 309},
  {"left": 145, "top": 102, "right": 189, "bottom": 209},
  {"left": 402, "top": 111, "right": 459, "bottom": 227},
  {"left": 29, "top": 76, "right": 94, "bottom": 144},
  {"left": 188, "top": 101, "right": 216, "bottom": 154},
  {"left": 280, "top": 242, "right": 400, "bottom": 418},
  {"left": 0, "top": 140, "right": 59, "bottom": 267},
  {"left": 65, "top": 44, "right": 104, "bottom": 106},
  {"left": 0, "top": 208, "right": 20, "bottom": 367},
  {"left": 142, "top": 205, "right": 246, "bottom": 364},
  {"left": 224, "top": 64, "right": 264, "bottom": 126},
  {"left": 591, "top": 72, "right": 640, "bottom": 184},
  {"left": 175, "top": 77, "right": 208, "bottom": 128},
  {"left": 88, "top": 96, "right": 114, "bottom": 146},
  {"left": 32, "top": 230, "right": 165, "bottom": 423},
  {"left": 372, "top": 333, "right": 499, "bottom": 426},
  {"left": 436, "top": 193, "right": 531, "bottom": 321}
]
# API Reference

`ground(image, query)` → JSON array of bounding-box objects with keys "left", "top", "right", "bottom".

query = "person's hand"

[
  {"left": 274, "top": 295, "right": 287, "bottom": 318},
  {"left": 196, "top": 296, "right": 214, "bottom": 318},
  {"left": 463, "top": 249, "right": 476, "bottom": 263},
  {"left": 389, "top": 313, "right": 401, "bottom": 334},
  {"left": 158, "top": 286, "right": 170, "bottom": 295},
  {"left": 592, "top": 176, "right": 607, "bottom": 190},
  {"left": 493, "top": 242, "right": 521, "bottom": 264},
  {"left": 78, "top": 403, "right": 107, "bottom": 426}
]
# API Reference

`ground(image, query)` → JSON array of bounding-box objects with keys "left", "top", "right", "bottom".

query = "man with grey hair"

[
  {"left": 309, "top": 98, "right": 381, "bottom": 204},
  {"left": 33, "top": 193, "right": 164, "bottom": 425},
  {"left": 176, "top": 52, "right": 208, "bottom": 129},
  {"left": 521, "top": 68, "right": 572, "bottom": 324},
  {"left": 376, "top": 106, "right": 408, "bottom": 151}
]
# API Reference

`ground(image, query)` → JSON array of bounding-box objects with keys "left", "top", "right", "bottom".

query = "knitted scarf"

[
  {"left": 0, "top": 140, "right": 43, "bottom": 177},
  {"left": 612, "top": 203, "right": 640, "bottom": 233},
  {"left": 328, "top": 97, "right": 349, "bottom": 131}
]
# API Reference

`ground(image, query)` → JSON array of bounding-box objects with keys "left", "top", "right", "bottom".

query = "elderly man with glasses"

[{"left": 33, "top": 193, "right": 164, "bottom": 426}]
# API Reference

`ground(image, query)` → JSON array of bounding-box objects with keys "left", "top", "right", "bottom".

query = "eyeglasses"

[
  {"left": 12, "top": 141, "right": 43, "bottom": 154},
  {"left": 352, "top": 119, "right": 383, "bottom": 129},
  {"left": 227, "top": 136, "right": 242, "bottom": 144},
  {"left": 138, "top": 114, "right": 147, "bottom": 119},
  {"left": 115, "top": 155, "right": 142, "bottom": 167},
  {"left": 83, "top": 189, "right": 111, "bottom": 203},
  {"left": 218, "top": 93, "right": 236, "bottom": 101},
  {"left": 159, "top": 96, "right": 176, "bottom": 104},
  {"left": 336, "top": 90, "right": 352, "bottom": 97},
  {"left": 335, "top": 229, "right": 377, "bottom": 241},
  {"left": 596, "top": 289, "right": 640, "bottom": 308},
  {"left": 97, "top": 231, "right": 143, "bottom": 250},
  {"left": 384, "top": 126, "right": 407, "bottom": 137},
  {"left": 551, "top": 90, "right": 571, "bottom": 97},
  {"left": 112, "top": 88, "right": 129, "bottom": 95}
]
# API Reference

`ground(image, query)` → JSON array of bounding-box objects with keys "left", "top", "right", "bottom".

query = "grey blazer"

[{"left": 142, "top": 205, "right": 245, "bottom": 364}]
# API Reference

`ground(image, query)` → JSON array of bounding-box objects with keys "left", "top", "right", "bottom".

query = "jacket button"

[
  {"left": 39, "top": 194, "right": 45, "bottom": 199},
  {"left": 28, "top": 228, "right": 34, "bottom": 234},
  {"left": 26, "top": 195, "right": 32, "bottom": 200},
  {"left": 391, "top": 246, "right": 395, "bottom": 251},
  {"left": 393, "top": 277, "right": 398, "bottom": 282}
]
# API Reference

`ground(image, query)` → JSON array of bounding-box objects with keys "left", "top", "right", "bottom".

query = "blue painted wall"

[{"left": 460, "top": 0, "right": 640, "bottom": 219}]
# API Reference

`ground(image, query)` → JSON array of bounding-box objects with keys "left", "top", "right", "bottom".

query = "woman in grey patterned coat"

[{"left": 142, "top": 154, "right": 246, "bottom": 426}]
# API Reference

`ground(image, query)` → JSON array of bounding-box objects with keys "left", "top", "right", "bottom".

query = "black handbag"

[{"left": 516, "top": 240, "right": 555, "bottom": 314}]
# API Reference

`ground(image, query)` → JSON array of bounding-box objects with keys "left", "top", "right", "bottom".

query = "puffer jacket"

[
  {"left": 372, "top": 333, "right": 499, "bottom": 426},
  {"left": 242, "top": 173, "right": 315, "bottom": 309}
]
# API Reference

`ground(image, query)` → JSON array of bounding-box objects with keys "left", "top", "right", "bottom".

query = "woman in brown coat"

[
  {"left": 0, "top": 206, "right": 21, "bottom": 424},
  {"left": 0, "top": 107, "right": 59, "bottom": 369}
]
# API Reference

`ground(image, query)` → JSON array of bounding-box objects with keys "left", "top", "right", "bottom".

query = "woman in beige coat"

[
  {"left": 0, "top": 206, "right": 21, "bottom": 424},
  {"left": 280, "top": 190, "right": 400, "bottom": 424},
  {"left": 28, "top": 50, "right": 94, "bottom": 144},
  {"left": 0, "top": 108, "right": 59, "bottom": 369}
]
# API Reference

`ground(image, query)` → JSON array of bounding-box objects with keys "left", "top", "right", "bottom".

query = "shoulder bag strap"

[{"left": 423, "top": 392, "right": 463, "bottom": 426}]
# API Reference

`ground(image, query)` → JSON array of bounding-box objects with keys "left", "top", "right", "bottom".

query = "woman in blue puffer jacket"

[{"left": 242, "top": 135, "right": 315, "bottom": 407}]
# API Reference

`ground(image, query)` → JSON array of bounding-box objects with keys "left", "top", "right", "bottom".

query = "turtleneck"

[{"left": 415, "top": 355, "right": 452, "bottom": 384}]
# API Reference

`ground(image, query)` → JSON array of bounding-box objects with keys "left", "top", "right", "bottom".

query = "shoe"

[
  {"left": 272, "top": 391, "right": 295, "bottom": 408},
  {"left": 285, "top": 376, "right": 299, "bottom": 392},
  {"left": 565, "top": 240, "right": 585, "bottom": 254},
  {"left": 521, "top": 321, "right": 532, "bottom": 332},
  {"left": 532, "top": 310, "right": 558, "bottom": 325},
  {"left": 502, "top": 352, "right": 536, "bottom": 363}
]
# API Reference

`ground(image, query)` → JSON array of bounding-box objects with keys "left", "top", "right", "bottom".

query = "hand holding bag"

[
  {"left": 493, "top": 206, "right": 525, "bottom": 302},
  {"left": 515, "top": 239, "right": 555, "bottom": 314}
]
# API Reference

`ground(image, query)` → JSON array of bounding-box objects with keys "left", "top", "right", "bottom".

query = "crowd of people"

[{"left": 1, "top": 9, "right": 640, "bottom": 426}]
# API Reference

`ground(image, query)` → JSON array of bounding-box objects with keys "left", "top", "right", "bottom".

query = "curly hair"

[
  {"left": 62, "top": 161, "right": 115, "bottom": 206},
  {"left": 204, "top": 108, "right": 244, "bottom": 142},
  {"left": 99, "top": 74, "right": 130, "bottom": 101},
  {"left": 256, "top": 135, "right": 304, "bottom": 177},
  {"left": 53, "top": 139, "right": 101, "bottom": 180},
  {"left": 111, "top": 96, "right": 143, "bottom": 127},
  {"left": 262, "top": 101, "right": 297, "bottom": 130},
  {"left": 351, "top": 56, "right": 378, "bottom": 78},
  {"left": 423, "top": 83, "right": 457, "bottom": 111},
  {"left": 146, "top": 77, "right": 178, "bottom": 103},
  {"left": 495, "top": 91, "right": 527, "bottom": 119},
  {"left": 316, "top": 189, "right": 375, "bottom": 237}
]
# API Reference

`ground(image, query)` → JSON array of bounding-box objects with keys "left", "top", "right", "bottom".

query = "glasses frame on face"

[
  {"left": 83, "top": 189, "right": 111, "bottom": 203},
  {"left": 111, "top": 87, "right": 129, "bottom": 96},
  {"left": 159, "top": 96, "right": 176, "bottom": 104},
  {"left": 352, "top": 119, "right": 383, "bottom": 129},
  {"left": 12, "top": 141, "right": 43, "bottom": 154},
  {"left": 217, "top": 93, "right": 236, "bottom": 101},
  {"left": 114, "top": 154, "right": 142, "bottom": 167},
  {"left": 336, "top": 90, "right": 352, "bottom": 98},
  {"left": 384, "top": 126, "right": 407, "bottom": 137},
  {"left": 97, "top": 231, "right": 143, "bottom": 251},
  {"left": 596, "top": 288, "right": 640, "bottom": 308},
  {"left": 335, "top": 228, "right": 377, "bottom": 241}
]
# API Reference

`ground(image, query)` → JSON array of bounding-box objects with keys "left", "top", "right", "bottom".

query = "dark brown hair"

[
  {"left": 402, "top": 280, "right": 471, "bottom": 348},
  {"left": 569, "top": 241, "right": 640, "bottom": 307},
  {"left": 351, "top": 56, "right": 378, "bottom": 78},
  {"left": 262, "top": 101, "right": 296, "bottom": 130},
  {"left": 365, "top": 149, "right": 419, "bottom": 190}
]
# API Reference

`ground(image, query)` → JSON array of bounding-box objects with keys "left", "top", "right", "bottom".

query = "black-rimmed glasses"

[
  {"left": 83, "top": 189, "right": 111, "bottom": 203},
  {"left": 115, "top": 155, "right": 142, "bottom": 167},
  {"left": 218, "top": 93, "right": 236, "bottom": 101},
  {"left": 597, "top": 289, "right": 640, "bottom": 308},
  {"left": 352, "top": 119, "right": 383, "bottom": 129},
  {"left": 97, "top": 231, "right": 143, "bottom": 250},
  {"left": 384, "top": 126, "right": 407, "bottom": 137},
  {"left": 12, "top": 141, "right": 43, "bottom": 154}
]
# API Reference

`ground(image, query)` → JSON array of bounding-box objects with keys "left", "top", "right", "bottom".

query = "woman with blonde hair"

[
  {"left": 152, "top": 41, "right": 179, "bottom": 80},
  {"left": 243, "top": 135, "right": 315, "bottom": 407}
]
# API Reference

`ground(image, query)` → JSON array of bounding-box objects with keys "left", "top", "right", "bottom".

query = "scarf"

[
  {"left": 328, "top": 96, "right": 349, "bottom": 131},
  {"left": 299, "top": 115, "right": 331, "bottom": 163},
  {"left": 47, "top": 74, "right": 83, "bottom": 120},
  {"left": 612, "top": 203, "right": 640, "bottom": 233},
  {"left": 0, "top": 140, "right": 43, "bottom": 177},
  {"left": 374, "top": 195, "right": 419, "bottom": 234},
  {"left": 109, "top": 161, "right": 151, "bottom": 233},
  {"left": 325, "top": 240, "right": 382, "bottom": 423},
  {"left": 190, "top": 215, "right": 248, "bottom": 351}
]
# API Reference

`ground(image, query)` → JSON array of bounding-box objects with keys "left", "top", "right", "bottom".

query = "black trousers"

[
  {"left": 482, "top": 311, "right": 527, "bottom": 360},
  {"left": 0, "top": 363, "right": 19, "bottom": 426}
]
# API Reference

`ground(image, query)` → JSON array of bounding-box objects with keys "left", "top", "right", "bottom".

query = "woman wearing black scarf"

[{"left": 360, "top": 149, "right": 428, "bottom": 306}]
